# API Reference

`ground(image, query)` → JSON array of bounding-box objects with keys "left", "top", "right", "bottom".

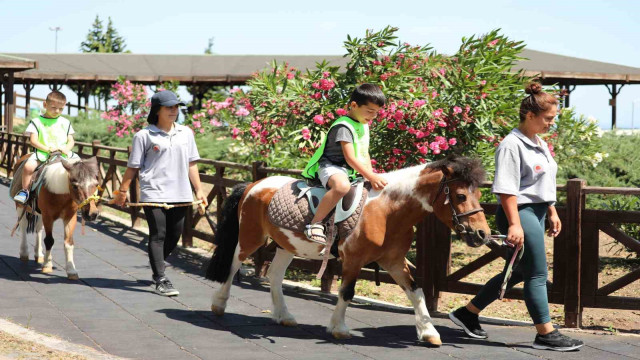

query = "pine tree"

[
  {"left": 80, "top": 15, "right": 105, "bottom": 53},
  {"left": 104, "top": 17, "right": 127, "bottom": 53}
]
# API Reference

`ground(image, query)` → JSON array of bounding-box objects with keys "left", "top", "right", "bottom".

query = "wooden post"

[
  {"left": 4, "top": 72, "right": 15, "bottom": 133},
  {"left": 321, "top": 259, "right": 339, "bottom": 293},
  {"left": 23, "top": 82, "right": 35, "bottom": 119},
  {"left": 564, "top": 178, "right": 585, "bottom": 327},
  {"left": 182, "top": 203, "right": 194, "bottom": 248}
]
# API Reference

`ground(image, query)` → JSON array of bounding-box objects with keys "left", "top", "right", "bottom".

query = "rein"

[{"left": 430, "top": 175, "right": 484, "bottom": 234}]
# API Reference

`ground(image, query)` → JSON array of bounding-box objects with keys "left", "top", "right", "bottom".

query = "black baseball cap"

[{"left": 151, "top": 90, "right": 185, "bottom": 107}]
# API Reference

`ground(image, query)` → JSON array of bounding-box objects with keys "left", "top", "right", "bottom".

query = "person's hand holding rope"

[{"left": 113, "top": 188, "right": 128, "bottom": 207}]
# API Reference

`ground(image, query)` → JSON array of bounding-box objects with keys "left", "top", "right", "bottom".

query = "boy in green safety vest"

[
  {"left": 301, "top": 84, "right": 388, "bottom": 244},
  {"left": 13, "top": 90, "right": 79, "bottom": 204}
]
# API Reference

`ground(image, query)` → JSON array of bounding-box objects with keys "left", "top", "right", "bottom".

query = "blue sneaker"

[{"left": 13, "top": 189, "right": 29, "bottom": 204}]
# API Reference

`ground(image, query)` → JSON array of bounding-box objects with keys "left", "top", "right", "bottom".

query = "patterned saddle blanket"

[{"left": 267, "top": 180, "right": 368, "bottom": 240}]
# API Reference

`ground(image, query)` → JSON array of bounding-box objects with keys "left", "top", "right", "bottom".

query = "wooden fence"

[{"left": 1, "top": 131, "right": 638, "bottom": 328}]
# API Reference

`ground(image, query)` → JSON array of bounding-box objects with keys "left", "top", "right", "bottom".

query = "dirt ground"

[
  {"left": 280, "top": 232, "right": 640, "bottom": 335},
  {"left": 0, "top": 330, "right": 88, "bottom": 360}
]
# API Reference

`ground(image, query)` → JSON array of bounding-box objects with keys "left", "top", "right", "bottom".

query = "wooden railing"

[{"left": 1, "top": 131, "right": 638, "bottom": 328}]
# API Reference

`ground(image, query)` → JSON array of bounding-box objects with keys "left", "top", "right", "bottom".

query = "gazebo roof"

[
  {"left": 0, "top": 54, "right": 37, "bottom": 72},
  {"left": 2, "top": 50, "right": 639, "bottom": 85}
]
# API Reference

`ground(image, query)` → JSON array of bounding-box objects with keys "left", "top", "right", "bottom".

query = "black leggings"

[{"left": 143, "top": 206, "right": 187, "bottom": 279}]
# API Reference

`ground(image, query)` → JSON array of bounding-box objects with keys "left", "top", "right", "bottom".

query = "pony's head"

[
  {"left": 62, "top": 157, "right": 101, "bottom": 221},
  {"left": 426, "top": 155, "right": 490, "bottom": 247}
]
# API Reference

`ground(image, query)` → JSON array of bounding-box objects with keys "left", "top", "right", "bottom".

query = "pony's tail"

[{"left": 205, "top": 183, "right": 248, "bottom": 283}]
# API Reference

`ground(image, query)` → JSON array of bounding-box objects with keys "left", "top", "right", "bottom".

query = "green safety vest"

[
  {"left": 302, "top": 116, "right": 369, "bottom": 180},
  {"left": 30, "top": 116, "right": 71, "bottom": 162}
]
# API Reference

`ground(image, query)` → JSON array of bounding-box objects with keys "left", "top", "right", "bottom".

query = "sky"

[{"left": 1, "top": 0, "right": 639, "bottom": 129}]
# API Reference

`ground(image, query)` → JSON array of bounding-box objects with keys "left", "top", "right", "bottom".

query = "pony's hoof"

[
  {"left": 20, "top": 255, "right": 29, "bottom": 262},
  {"left": 42, "top": 266, "right": 53, "bottom": 274},
  {"left": 67, "top": 274, "right": 79, "bottom": 280},
  {"left": 421, "top": 335, "right": 442, "bottom": 347},
  {"left": 331, "top": 330, "right": 352, "bottom": 340},
  {"left": 278, "top": 318, "right": 298, "bottom": 327},
  {"left": 35, "top": 257, "right": 44, "bottom": 264},
  {"left": 211, "top": 305, "right": 225, "bottom": 316}
]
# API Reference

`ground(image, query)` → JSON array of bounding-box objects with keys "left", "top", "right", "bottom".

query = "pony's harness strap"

[{"left": 77, "top": 186, "right": 104, "bottom": 209}]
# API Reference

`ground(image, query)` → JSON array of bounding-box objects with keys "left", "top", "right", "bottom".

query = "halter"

[
  {"left": 430, "top": 175, "right": 484, "bottom": 235},
  {"left": 77, "top": 185, "right": 103, "bottom": 209}
]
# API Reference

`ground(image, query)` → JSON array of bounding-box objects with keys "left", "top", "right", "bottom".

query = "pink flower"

[
  {"left": 488, "top": 39, "right": 499, "bottom": 47},
  {"left": 301, "top": 127, "right": 311, "bottom": 140},
  {"left": 231, "top": 127, "right": 240, "bottom": 139},
  {"left": 387, "top": 122, "right": 396, "bottom": 129},
  {"left": 192, "top": 121, "right": 201, "bottom": 129},
  {"left": 229, "top": 88, "right": 241, "bottom": 93},
  {"left": 235, "top": 107, "right": 250, "bottom": 116},
  {"left": 418, "top": 146, "right": 428, "bottom": 155},
  {"left": 322, "top": 71, "right": 330, "bottom": 78},
  {"left": 336, "top": 108, "right": 347, "bottom": 116},
  {"left": 431, "top": 91, "right": 438, "bottom": 99},
  {"left": 250, "top": 120, "right": 260, "bottom": 128},
  {"left": 413, "top": 99, "right": 426, "bottom": 108},
  {"left": 313, "top": 115, "right": 325, "bottom": 125},
  {"left": 439, "top": 68, "right": 446, "bottom": 75},
  {"left": 438, "top": 121, "right": 447, "bottom": 127},
  {"left": 480, "top": 80, "right": 487, "bottom": 85},
  {"left": 393, "top": 110, "right": 404, "bottom": 121},
  {"left": 287, "top": 72, "right": 295, "bottom": 79},
  {"left": 327, "top": 112, "right": 335, "bottom": 120},
  {"left": 392, "top": 148, "right": 402, "bottom": 155},
  {"left": 448, "top": 138, "right": 457, "bottom": 145},
  {"left": 432, "top": 108, "right": 443, "bottom": 118},
  {"left": 453, "top": 106, "right": 462, "bottom": 114},
  {"left": 373, "top": 60, "right": 382, "bottom": 66},
  {"left": 210, "top": 119, "right": 221, "bottom": 127},
  {"left": 370, "top": 159, "right": 377, "bottom": 166},
  {"left": 199, "top": 128, "right": 205, "bottom": 134}
]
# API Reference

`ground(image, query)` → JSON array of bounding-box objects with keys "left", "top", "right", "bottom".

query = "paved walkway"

[{"left": 0, "top": 180, "right": 638, "bottom": 359}]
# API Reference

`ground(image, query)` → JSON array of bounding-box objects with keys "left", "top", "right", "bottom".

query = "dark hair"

[
  {"left": 146, "top": 104, "right": 161, "bottom": 125},
  {"left": 46, "top": 90, "right": 66, "bottom": 103},
  {"left": 350, "top": 83, "right": 386, "bottom": 107},
  {"left": 426, "top": 155, "right": 486, "bottom": 189},
  {"left": 519, "top": 82, "right": 558, "bottom": 122}
]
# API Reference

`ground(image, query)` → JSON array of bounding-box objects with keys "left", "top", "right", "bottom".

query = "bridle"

[{"left": 430, "top": 175, "right": 484, "bottom": 235}]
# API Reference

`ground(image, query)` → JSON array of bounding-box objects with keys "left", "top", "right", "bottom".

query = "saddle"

[
  {"left": 10, "top": 153, "right": 64, "bottom": 214},
  {"left": 267, "top": 179, "right": 369, "bottom": 242}
]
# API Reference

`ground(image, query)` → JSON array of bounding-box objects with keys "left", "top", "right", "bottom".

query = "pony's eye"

[{"left": 456, "top": 194, "right": 467, "bottom": 202}]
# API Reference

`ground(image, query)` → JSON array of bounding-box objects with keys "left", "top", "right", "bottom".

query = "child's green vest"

[
  {"left": 30, "top": 116, "right": 72, "bottom": 162},
  {"left": 302, "top": 116, "right": 369, "bottom": 180}
]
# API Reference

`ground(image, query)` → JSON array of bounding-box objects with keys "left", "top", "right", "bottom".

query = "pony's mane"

[
  {"left": 42, "top": 158, "right": 99, "bottom": 195},
  {"left": 425, "top": 155, "right": 485, "bottom": 188}
]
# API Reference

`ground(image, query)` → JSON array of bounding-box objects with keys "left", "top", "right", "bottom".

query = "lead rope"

[{"left": 491, "top": 234, "right": 524, "bottom": 300}]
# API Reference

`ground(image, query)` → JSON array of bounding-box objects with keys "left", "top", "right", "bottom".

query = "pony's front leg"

[
  {"left": 41, "top": 216, "right": 55, "bottom": 274},
  {"left": 380, "top": 257, "right": 441, "bottom": 346},
  {"left": 34, "top": 217, "right": 44, "bottom": 264},
  {"left": 267, "top": 247, "right": 296, "bottom": 326},
  {"left": 328, "top": 263, "right": 362, "bottom": 339},
  {"left": 63, "top": 216, "right": 79, "bottom": 280},
  {"left": 18, "top": 209, "right": 29, "bottom": 262}
]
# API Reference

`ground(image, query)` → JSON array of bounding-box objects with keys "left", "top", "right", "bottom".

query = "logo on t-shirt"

[
  {"left": 533, "top": 164, "right": 544, "bottom": 173},
  {"left": 153, "top": 145, "right": 160, "bottom": 152}
]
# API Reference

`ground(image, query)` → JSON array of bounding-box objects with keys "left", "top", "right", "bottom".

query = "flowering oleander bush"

[
  {"left": 184, "top": 27, "right": 530, "bottom": 170},
  {"left": 544, "top": 107, "right": 607, "bottom": 173},
  {"left": 101, "top": 79, "right": 150, "bottom": 137}
]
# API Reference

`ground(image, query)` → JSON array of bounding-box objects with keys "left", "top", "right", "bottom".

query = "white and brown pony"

[
  {"left": 12, "top": 155, "right": 101, "bottom": 279},
  {"left": 205, "top": 155, "right": 491, "bottom": 346}
]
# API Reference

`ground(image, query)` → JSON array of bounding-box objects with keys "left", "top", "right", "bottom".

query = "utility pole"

[{"left": 49, "top": 26, "right": 62, "bottom": 53}]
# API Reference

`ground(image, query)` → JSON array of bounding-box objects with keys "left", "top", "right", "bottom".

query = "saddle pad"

[{"left": 267, "top": 180, "right": 368, "bottom": 240}]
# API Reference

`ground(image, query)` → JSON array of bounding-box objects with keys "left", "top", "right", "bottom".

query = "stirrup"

[{"left": 304, "top": 223, "right": 327, "bottom": 245}]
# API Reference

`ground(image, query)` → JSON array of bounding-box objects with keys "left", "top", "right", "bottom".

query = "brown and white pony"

[
  {"left": 205, "top": 155, "right": 491, "bottom": 346},
  {"left": 14, "top": 155, "right": 101, "bottom": 279}
]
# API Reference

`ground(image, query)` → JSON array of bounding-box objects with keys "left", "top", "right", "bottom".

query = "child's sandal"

[{"left": 304, "top": 223, "right": 327, "bottom": 245}]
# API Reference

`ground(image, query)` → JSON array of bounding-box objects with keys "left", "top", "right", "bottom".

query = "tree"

[
  {"left": 79, "top": 15, "right": 105, "bottom": 53},
  {"left": 78, "top": 15, "right": 129, "bottom": 110},
  {"left": 204, "top": 37, "right": 214, "bottom": 55}
]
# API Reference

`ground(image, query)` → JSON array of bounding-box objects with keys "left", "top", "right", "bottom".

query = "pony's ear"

[
  {"left": 61, "top": 159, "right": 73, "bottom": 171},
  {"left": 84, "top": 156, "right": 98, "bottom": 166},
  {"left": 441, "top": 165, "right": 453, "bottom": 177}
]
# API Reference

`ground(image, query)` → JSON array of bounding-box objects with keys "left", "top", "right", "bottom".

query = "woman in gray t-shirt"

[
  {"left": 449, "top": 83, "right": 584, "bottom": 351},
  {"left": 114, "top": 91, "right": 207, "bottom": 297}
]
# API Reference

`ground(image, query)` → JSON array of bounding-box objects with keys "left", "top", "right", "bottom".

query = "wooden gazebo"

[
  {"left": 0, "top": 54, "right": 37, "bottom": 132},
  {"left": 2, "top": 50, "right": 640, "bottom": 130}
]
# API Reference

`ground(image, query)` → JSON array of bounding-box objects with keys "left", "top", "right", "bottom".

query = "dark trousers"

[
  {"left": 143, "top": 206, "right": 187, "bottom": 280},
  {"left": 471, "top": 202, "right": 551, "bottom": 324}
]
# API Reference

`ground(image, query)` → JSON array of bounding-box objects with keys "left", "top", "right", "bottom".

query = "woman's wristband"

[{"left": 118, "top": 188, "right": 128, "bottom": 193}]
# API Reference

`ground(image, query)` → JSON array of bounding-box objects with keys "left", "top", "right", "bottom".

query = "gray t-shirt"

[
  {"left": 319, "top": 125, "right": 353, "bottom": 168},
  {"left": 127, "top": 124, "right": 200, "bottom": 202},
  {"left": 492, "top": 128, "right": 557, "bottom": 205}
]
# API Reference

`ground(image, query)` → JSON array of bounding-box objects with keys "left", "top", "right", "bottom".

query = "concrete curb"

[{"left": 0, "top": 318, "right": 128, "bottom": 360}]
